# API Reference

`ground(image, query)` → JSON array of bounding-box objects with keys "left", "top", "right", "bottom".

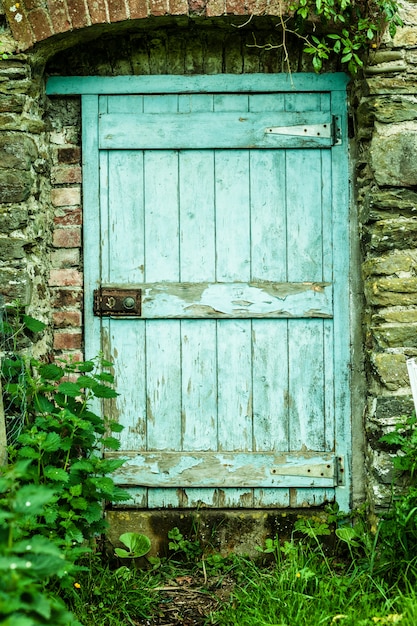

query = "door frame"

[{"left": 46, "top": 73, "right": 353, "bottom": 510}]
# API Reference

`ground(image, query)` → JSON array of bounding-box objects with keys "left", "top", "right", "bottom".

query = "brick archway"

[{"left": 4, "top": 0, "right": 284, "bottom": 51}]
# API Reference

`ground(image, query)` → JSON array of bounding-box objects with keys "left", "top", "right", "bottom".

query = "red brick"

[
  {"left": 59, "top": 351, "right": 84, "bottom": 364},
  {"left": 107, "top": 0, "right": 128, "bottom": 21},
  {"left": 47, "top": 0, "right": 71, "bottom": 32},
  {"left": 87, "top": 0, "right": 109, "bottom": 21},
  {"left": 53, "top": 227, "right": 82, "bottom": 248},
  {"left": 28, "top": 8, "right": 54, "bottom": 41},
  {"left": 205, "top": 0, "right": 224, "bottom": 14},
  {"left": 53, "top": 310, "right": 82, "bottom": 328},
  {"left": 51, "top": 187, "right": 81, "bottom": 207},
  {"left": 53, "top": 331, "right": 82, "bottom": 350},
  {"left": 50, "top": 288, "right": 83, "bottom": 308},
  {"left": 169, "top": 0, "right": 188, "bottom": 14},
  {"left": 149, "top": 0, "right": 168, "bottom": 14},
  {"left": 51, "top": 248, "right": 80, "bottom": 268},
  {"left": 49, "top": 269, "right": 83, "bottom": 287},
  {"left": 225, "top": 0, "right": 244, "bottom": 12},
  {"left": 67, "top": 0, "right": 91, "bottom": 27},
  {"left": 128, "top": 0, "right": 149, "bottom": 18},
  {"left": 4, "top": 2, "right": 35, "bottom": 50},
  {"left": 58, "top": 147, "right": 81, "bottom": 164},
  {"left": 54, "top": 208, "right": 83, "bottom": 226},
  {"left": 22, "top": 0, "right": 43, "bottom": 9},
  {"left": 52, "top": 165, "right": 82, "bottom": 184}
]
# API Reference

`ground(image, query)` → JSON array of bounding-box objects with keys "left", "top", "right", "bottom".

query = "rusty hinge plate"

[{"left": 93, "top": 288, "right": 142, "bottom": 317}]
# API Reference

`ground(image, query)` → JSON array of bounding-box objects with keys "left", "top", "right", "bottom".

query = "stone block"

[
  {"left": 365, "top": 218, "right": 417, "bottom": 252},
  {"left": 0, "top": 269, "right": 31, "bottom": 304},
  {"left": 0, "top": 169, "right": 32, "bottom": 203},
  {"left": 362, "top": 251, "right": 415, "bottom": 277},
  {"left": 0, "top": 236, "right": 29, "bottom": 259},
  {"left": 373, "top": 395, "right": 414, "bottom": 421},
  {"left": 0, "top": 206, "right": 28, "bottom": 232},
  {"left": 373, "top": 323, "right": 417, "bottom": 348},
  {"left": 370, "top": 122, "right": 417, "bottom": 187},
  {"left": 365, "top": 276, "right": 417, "bottom": 306},
  {"left": 0, "top": 133, "right": 37, "bottom": 170},
  {"left": 371, "top": 352, "right": 409, "bottom": 390}
]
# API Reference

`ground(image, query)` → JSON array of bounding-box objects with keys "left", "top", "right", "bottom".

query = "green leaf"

[
  {"left": 34, "top": 394, "right": 55, "bottom": 414},
  {"left": 109, "top": 420, "right": 124, "bottom": 433},
  {"left": 336, "top": 526, "right": 361, "bottom": 547},
  {"left": 75, "top": 361, "right": 95, "bottom": 372},
  {"left": 23, "top": 314, "right": 46, "bottom": 333},
  {"left": 101, "top": 436, "right": 121, "bottom": 450},
  {"left": 95, "top": 372, "right": 115, "bottom": 383},
  {"left": 118, "top": 532, "right": 151, "bottom": 557},
  {"left": 44, "top": 466, "right": 69, "bottom": 482},
  {"left": 92, "top": 383, "right": 118, "bottom": 399},
  {"left": 13, "top": 485, "right": 56, "bottom": 514},
  {"left": 43, "top": 431, "right": 62, "bottom": 452},
  {"left": 312, "top": 55, "right": 322, "bottom": 72},
  {"left": 57, "top": 382, "right": 81, "bottom": 397}
]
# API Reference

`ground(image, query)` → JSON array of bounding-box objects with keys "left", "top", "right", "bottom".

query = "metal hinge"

[{"left": 266, "top": 115, "right": 341, "bottom": 146}]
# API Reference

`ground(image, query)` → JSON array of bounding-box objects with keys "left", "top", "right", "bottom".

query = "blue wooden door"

[{"left": 81, "top": 74, "right": 351, "bottom": 510}]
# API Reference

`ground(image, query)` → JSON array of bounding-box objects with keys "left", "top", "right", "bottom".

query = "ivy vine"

[{"left": 248, "top": 0, "right": 403, "bottom": 74}]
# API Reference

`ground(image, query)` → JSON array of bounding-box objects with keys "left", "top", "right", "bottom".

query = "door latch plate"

[{"left": 93, "top": 288, "right": 142, "bottom": 317}]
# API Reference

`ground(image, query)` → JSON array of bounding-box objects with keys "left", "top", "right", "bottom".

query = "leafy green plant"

[
  {"left": 115, "top": 532, "right": 152, "bottom": 560},
  {"left": 252, "top": 0, "right": 403, "bottom": 74},
  {"left": 0, "top": 461, "right": 82, "bottom": 625},
  {"left": 168, "top": 526, "right": 202, "bottom": 562},
  {"left": 3, "top": 353, "right": 130, "bottom": 550}
]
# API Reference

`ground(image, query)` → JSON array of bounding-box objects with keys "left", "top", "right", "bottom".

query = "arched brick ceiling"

[{"left": 4, "top": 0, "right": 284, "bottom": 51}]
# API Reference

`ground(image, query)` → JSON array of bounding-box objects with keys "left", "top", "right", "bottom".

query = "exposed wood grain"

[
  {"left": 97, "top": 281, "right": 333, "bottom": 318},
  {"left": 108, "top": 450, "right": 338, "bottom": 488}
]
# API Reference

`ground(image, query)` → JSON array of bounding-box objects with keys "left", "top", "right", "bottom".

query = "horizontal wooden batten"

[
  {"left": 95, "top": 281, "right": 332, "bottom": 318},
  {"left": 99, "top": 112, "right": 335, "bottom": 150},
  {"left": 46, "top": 73, "right": 350, "bottom": 96},
  {"left": 108, "top": 451, "right": 339, "bottom": 488}
]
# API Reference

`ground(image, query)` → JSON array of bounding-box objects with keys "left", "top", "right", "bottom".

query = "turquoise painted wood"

[{"left": 63, "top": 74, "right": 351, "bottom": 510}]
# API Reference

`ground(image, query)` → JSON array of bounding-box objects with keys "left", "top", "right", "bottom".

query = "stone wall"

[
  {"left": 356, "top": 1, "right": 417, "bottom": 507},
  {"left": 1, "top": 0, "right": 417, "bottom": 510}
]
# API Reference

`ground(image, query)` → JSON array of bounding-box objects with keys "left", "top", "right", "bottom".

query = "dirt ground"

[{"left": 139, "top": 572, "right": 235, "bottom": 625}]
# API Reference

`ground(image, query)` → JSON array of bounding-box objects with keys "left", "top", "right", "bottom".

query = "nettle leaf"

[
  {"left": 83, "top": 502, "right": 103, "bottom": 523},
  {"left": 108, "top": 421, "right": 124, "bottom": 433},
  {"left": 43, "top": 432, "right": 62, "bottom": 452},
  {"left": 17, "top": 446, "right": 40, "bottom": 459},
  {"left": 34, "top": 394, "right": 55, "bottom": 414},
  {"left": 70, "top": 459, "right": 94, "bottom": 472},
  {"left": 38, "top": 363, "right": 64, "bottom": 381},
  {"left": 95, "top": 372, "right": 115, "bottom": 383},
  {"left": 70, "top": 497, "right": 88, "bottom": 510},
  {"left": 13, "top": 485, "right": 56, "bottom": 514},
  {"left": 75, "top": 361, "right": 95, "bottom": 372},
  {"left": 23, "top": 314, "right": 46, "bottom": 333},
  {"left": 92, "top": 383, "right": 118, "bottom": 399},
  {"left": 75, "top": 375, "right": 96, "bottom": 388},
  {"left": 44, "top": 466, "right": 69, "bottom": 482},
  {"left": 101, "top": 436, "right": 121, "bottom": 451},
  {"left": 57, "top": 381, "right": 81, "bottom": 397}
]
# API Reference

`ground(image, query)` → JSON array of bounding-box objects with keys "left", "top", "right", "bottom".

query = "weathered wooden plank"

[
  {"left": 286, "top": 149, "right": 324, "bottom": 282},
  {"left": 47, "top": 73, "right": 350, "bottom": 95},
  {"left": 106, "top": 321, "right": 147, "bottom": 451},
  {"left": 181, "top": 320, "right": 218, "bottom": 451},
  {"left": 217, "top": 320, "right": 253, "bottom": 452},
  {"left": 96, "top": 281, "right": 332, "bottom": 318},
  {"left": 288, "top": 320, "right": 325, "bottom": 451},
  {"left": 99, "top": 111, "right": 335, "bottom": 149},
  {"left": 252, "top": 320, "right": 289, "bottom": 451},
  {"left": 108, "top": 451, "right": 338, "bottom": 488}
]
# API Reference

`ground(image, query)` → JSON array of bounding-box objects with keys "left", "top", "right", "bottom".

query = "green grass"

[{"left": 57, "top": 536, "right": 417, "bottom": 626}]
